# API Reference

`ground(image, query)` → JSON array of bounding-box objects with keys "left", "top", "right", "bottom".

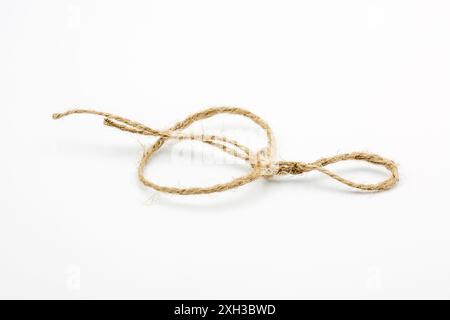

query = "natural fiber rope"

[{"left": 53, "top": 107, "right": 399, "bottom": 195}]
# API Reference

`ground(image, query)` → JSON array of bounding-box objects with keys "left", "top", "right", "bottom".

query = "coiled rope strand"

[{"left": 53, "top": 107, "right": 399, "bottom": 195}]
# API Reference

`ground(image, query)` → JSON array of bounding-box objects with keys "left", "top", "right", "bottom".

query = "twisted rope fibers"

[{"left": 53, "top": 107, "right": 399, "bottom": 195}]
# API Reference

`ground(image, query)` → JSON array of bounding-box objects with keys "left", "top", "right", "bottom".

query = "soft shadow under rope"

[{"left": 53, "top": 107, "right": 399, "bottom": 195}]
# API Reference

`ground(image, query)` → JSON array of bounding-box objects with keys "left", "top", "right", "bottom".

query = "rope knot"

[
  {"left": 52, "top": 107, "right": 399, "bottom": 195},
  {"left": 274, "top": 161, "right": 314, "bottom": 175}
]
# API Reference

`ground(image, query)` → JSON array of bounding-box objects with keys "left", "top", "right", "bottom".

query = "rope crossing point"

[{"left": 53, "top": 107, "right": 399, "bottom": 195}]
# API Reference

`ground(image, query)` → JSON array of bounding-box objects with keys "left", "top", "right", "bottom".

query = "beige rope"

[{"left": 53, "top": 107, "right": 399, "bottom": 195}]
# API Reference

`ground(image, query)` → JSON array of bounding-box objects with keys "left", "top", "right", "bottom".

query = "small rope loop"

[
  {"left": 52, "top": 107, "right": 399, "bottom": 195},
  {"left": 274, "top": 152, "right": 399, "bottom": 191}
]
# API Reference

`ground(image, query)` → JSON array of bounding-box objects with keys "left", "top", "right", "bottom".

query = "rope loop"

[{"left": 53, "top": 107, "right": 399, "bottom": 195}]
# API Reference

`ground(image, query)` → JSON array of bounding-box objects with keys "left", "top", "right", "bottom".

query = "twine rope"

[{"left": 53, "top": 107, "right": 399, "bottom": 195}]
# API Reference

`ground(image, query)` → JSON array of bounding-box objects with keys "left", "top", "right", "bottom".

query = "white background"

[{"left": 1, "top": 0, "right": 449, "bottom": 299}]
